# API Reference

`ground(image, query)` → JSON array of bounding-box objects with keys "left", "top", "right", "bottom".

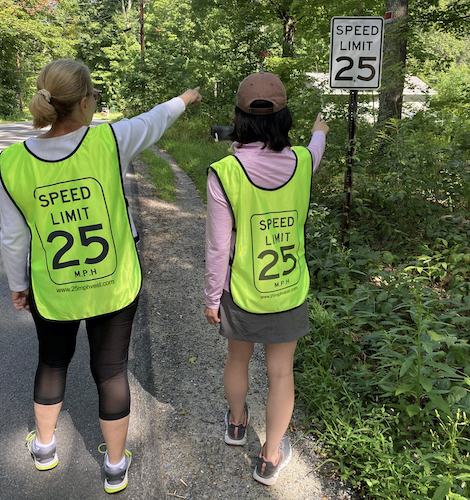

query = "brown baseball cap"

[{"left": 236, "top": 72, "right": 287, "bottom": 115}]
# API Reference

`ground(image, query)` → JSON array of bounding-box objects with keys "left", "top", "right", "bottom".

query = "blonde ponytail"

[
  {"left": 29, "top": 91, "right": 58, "bottom": 129},
  {"left": 28, "top": 59, "right": 93, "bottom": 129}
]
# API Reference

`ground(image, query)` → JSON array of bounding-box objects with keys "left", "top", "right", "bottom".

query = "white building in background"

[{"left": 306, "top": 73, "right": 437, "bottom": 121}]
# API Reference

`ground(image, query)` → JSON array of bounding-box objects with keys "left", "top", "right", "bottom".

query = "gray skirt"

[{"left": 219, "top": 290, "right": 310, "bottom": 344}]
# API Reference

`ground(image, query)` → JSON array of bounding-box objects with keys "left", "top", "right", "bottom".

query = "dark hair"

[{"left": 230, "top": 102, "right": 292, "bottom": 152}]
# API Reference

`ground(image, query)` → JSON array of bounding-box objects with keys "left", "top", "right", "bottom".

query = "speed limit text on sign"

[{"left": 329, "top": 17, "right": 384, "bottom": 90}]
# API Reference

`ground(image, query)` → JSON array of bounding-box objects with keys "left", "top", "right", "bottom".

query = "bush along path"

[{"left": 126, "top": 145, "right": 360, "bottom": 500}]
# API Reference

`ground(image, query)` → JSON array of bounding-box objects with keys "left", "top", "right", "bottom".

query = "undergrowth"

[{"left": 296, "top": 112, "right": 470, "bottom": 499}]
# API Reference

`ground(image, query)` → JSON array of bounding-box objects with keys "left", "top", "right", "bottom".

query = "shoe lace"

[
  {"left": 98, "top": 443, "right": 132, "bottom": 461},
  {"left": 25, "top": 430, "right": 37, "bottom": 448},
  {"left": 25, "top": 428, "right": 57, "bottom": 448}
]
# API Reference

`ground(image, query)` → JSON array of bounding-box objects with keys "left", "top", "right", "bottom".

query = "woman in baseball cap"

[{"left": 204, "top": 71, "right": 329, "bottom": 485}]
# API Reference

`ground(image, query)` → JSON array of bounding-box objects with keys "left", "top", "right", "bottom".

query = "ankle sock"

[
  {"left": 105, "top": 454, "right": 126, "bottom": 471},
  {"left": 32, "top": 434, "right": 56, "bottom": 454}
]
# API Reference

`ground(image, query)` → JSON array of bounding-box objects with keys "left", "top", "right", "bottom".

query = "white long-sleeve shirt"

[
  {"left": 0, "top": 97, "right": 186, "bottom": 291},
  {"left": 204, "top": 131, "right": 326, "bottom": 310}
]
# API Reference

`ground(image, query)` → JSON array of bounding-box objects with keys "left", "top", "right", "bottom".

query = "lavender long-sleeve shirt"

[{"left": 204, "top": 130, "right": 326, "bottom": 310}]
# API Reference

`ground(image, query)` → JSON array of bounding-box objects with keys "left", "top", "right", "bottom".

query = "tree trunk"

[
  {"left": 121, "top": 0, "right": 132, "bottom": 28},
  {"left": 16, "top": 52, "right": 23, "bottom": 112},
  {"left": 281, "top": 12, "right": 296, "bottom": 58},
  {"left": 378, "top": 0, "right": 408, "bottom": 124}
]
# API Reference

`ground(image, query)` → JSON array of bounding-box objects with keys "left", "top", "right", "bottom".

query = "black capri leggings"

[{"left": 30, "top": 295, "right": 139, "bottom": 421}]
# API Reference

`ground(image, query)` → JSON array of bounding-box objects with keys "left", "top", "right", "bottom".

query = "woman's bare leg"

[
  {"left": 223, "top": 339, "right": 254, "bottom": 423},
  {"left": 263, "top": 340, "right": 297, "bottom": 463}
]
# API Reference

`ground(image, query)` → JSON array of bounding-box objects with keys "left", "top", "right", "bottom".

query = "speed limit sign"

[{"left": 329, "top": 17, "right": 384, "bottom": 89}]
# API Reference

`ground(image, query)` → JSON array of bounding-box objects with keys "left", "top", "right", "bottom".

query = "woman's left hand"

[
  {"left": 12, "top": 288, "right": 30, "bottom": 312},
  {"left": 204, "top": 306, "right": 220, "bottom": 325}
]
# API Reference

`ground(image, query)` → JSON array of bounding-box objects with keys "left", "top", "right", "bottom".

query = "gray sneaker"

[
  {"left": 102, "top": 448, "right": 132, "bottom": 494},
  {"left": 224, "top": 403, "right": 250, "bottom": 445},
  {"left": 25, "top": 430, "right": 59, "bottom": 471},
  {"left": 253, "top": 435, "right": 292, "bottom": 486}
]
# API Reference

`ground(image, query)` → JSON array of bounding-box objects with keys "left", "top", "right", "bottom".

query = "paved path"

[{"left": 0, "top": 119, "right": 109, "bottom": 150}]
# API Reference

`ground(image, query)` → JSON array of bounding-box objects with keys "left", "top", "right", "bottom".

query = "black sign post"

[
  {"left": 341, "top": 89, "right": 358, "bottom": 247},
  {"left": 329, "top": 16, "right": 384, "bottom": 246}
]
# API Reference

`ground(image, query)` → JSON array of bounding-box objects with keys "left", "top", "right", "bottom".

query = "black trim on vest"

[
  {"left": 232, "top": 149, "right": 302, "bottom": 192},
  {"left": 23, "top": 127, "right": 90, "bottom": 162}
]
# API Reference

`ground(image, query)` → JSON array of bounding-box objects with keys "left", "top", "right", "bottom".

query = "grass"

[
  {"left": 140, "top": 149, "right": 175, "bottom": 202},
  {"left": 0, "top": 110, "right": 32, "bottom": 123}
]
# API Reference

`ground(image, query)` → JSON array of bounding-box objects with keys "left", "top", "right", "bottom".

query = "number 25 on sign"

[{"left": 329, "top": 17, "right": 384, "bottom": 90}]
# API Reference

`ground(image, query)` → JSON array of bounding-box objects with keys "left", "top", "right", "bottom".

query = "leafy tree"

[
  {"left": 0, "top": 0, "right": 73, "bottom": 116},
  {"left": 378, "top": 0, "right": 470, "bottom": 122},
  {"left": 73, "top": 0, "right": 141, "bottom": 111},
  {"left": 184, "top": 0, "right": 277, "bottom": 118}
]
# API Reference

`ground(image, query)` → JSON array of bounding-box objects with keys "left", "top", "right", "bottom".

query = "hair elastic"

[{"left": 38, "top": 89, "right": 51, "bottom": 103}]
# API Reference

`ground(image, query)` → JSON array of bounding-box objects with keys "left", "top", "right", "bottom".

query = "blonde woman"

[{"left": 0, "top": 59, "right": 201, "bottom": 493}]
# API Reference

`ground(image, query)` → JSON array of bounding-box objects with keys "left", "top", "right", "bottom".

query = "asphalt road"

[{"left": 0, "top": 120, "right": 166, "bottom": 499}]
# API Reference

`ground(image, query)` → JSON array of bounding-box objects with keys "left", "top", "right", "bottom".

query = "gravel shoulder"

[{"left": 127, "top": 146, "right": 360, "bottom": 500}]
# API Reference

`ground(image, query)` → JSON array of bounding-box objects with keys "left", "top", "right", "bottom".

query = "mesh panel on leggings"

[
  {"left": 87, "top": 299, "right": 137, "bottom": 420},
  {"left": 31, "top": 294, "right": 138, "bottom": 419},
  {"left": 96, "top": 372, "right": 131, "bottom": 420},
  {"left": 34, "top": 363, "right": 69, "bottom": 405},
  {"left": 31, "top": 300, "right": 79, "bottom": 406}
]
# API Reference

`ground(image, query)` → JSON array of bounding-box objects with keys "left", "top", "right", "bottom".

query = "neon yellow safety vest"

[
  {"left": 210, "top": 146, "right": 312, "bottom": 314},
  {"left": 0, "top": 125, "right": 142, "bottom": 321}
]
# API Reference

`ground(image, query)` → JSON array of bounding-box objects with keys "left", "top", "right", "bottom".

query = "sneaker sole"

[
  {"left": 104, "top": 477, "right": 128, "bottom": 494},
  {"left": 224, "top": 407, "right": 250, "bottom": 446},
  {"left": 104, "top": 453, "right": 132, "bottom": 494},
  {"left": 34, "top": 452, "right": 59, "bottom": 471},
  {"left": 253, "top": 445, "right": 292, "bottom": 486}
]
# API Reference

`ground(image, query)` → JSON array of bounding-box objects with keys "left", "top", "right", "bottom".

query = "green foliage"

[
  {"left": 297, "top": 241, "right": 470, "bottom": 497},
  {"left": 429, "top": 65, "right": 470, "bottom": 120},
  {"left": 0, "top": 0, "right": 74, "bottom": 116},
  {"left": 74, "top": 0, "right": 142, "bottom": 112},
  {"left": 294, "top": 105, "right": 470, "bottom": 498}
]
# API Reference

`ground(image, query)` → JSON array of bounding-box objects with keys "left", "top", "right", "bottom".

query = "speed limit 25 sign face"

[{"left": 329, "top": 17, "right": 384, "bottom": 90}]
